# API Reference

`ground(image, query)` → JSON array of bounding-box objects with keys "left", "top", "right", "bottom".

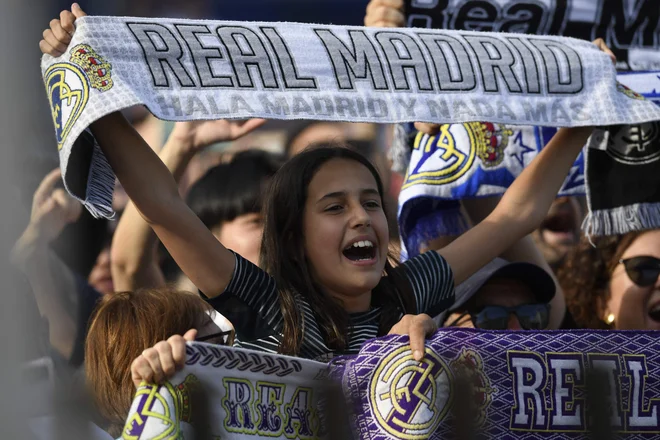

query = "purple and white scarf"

[{"left": 121, "top": 330, "right": 660, "bottom": 439}]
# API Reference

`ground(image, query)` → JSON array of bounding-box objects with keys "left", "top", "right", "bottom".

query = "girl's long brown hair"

[
  {"left": 557, "top": 232, "right": 642, "bottom": 329},
  {"left": 84, "top": 288, "right": 211, "bottom": 437},
  {"left": 260, "top": 145, "right": 416, "bottom": 356}
]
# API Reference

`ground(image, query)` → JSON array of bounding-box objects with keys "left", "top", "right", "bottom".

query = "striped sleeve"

[
  {"left": 400, "top": 251, "right": 455, "bottom": 317},
  {"left": 208, "top": 252, "right": 282, "bottom": 330}
]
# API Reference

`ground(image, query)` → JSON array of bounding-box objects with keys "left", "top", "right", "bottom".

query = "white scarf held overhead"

[{"left": 41, "top": 16, "right": 660, "bottom": 218}]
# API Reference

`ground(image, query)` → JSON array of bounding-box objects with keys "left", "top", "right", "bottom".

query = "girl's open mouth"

[
  {"left": 342, "top": 240, "right": 377, "bottom": 262},
  {"left": 540, "top": 210, "right": 576, "bottom": 244}
]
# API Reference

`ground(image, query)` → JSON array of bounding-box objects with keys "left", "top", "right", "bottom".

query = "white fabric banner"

[
  {"left": 40, "top": 16, "right": 660, "bottom": 218},
  {"left": 121, "top": 343, "right": 330, "bottom": 440},
  {"left": 42, "top": 16, "right": 660, "bottom": 155}
]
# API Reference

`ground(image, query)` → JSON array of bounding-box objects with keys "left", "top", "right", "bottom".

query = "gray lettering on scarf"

[
  {"left": 258, "top": 94, "right": 392, "bottom": 119},
  {"left": 471, "top": 98, "right": 495, "bottom": 118},
  {"left": 464, "top": 35, "right": 523, "bottom": 93},
  {"left": 396, "top": 97, "right": 417, "bottom": 118},
  {"left": 569, "top": 101, "right": 589, "bottom": 121},
  {"left": 496, "top": 99, "right": 518, "bottom": 119},
  {"left": 367, "top": 97, "right": 389, "bottom": 117},
  {"left": 419, "top": 33, "right": 476, "bottom": 91},
  {"left": 335, "top": 97, "right": 358, "bottom": 117},
  {"left": 529, "top": 39, "right": 583, "bottom": 94},
  {"left": 314, "top": 29, "right": 388, "bottom": 90},
  {"left": 231, "top": 95, "right": 254, "bottom": 113},
  {"left": 157, "top": 95, "right": 236, "bottom": 116},
  {"left": 174, "top": 24, "right": 234, "bottom": 88},
  {"left": 292, "top": 96, "right": 314, "bottom": 115},
  {"left": 259, "top": 95, "right": 290, "bottom": 115},
  {"left": 216, "top": 26, "right": 279, "bottom": 89},
  {"left": 313, "top": 96, "right": 335, "bottom": 116},
  {"left": 184, "top": 96, "right": 210, "bottom": 115},
  {"left": 522, "top": 101, "right": 548, "bottom": 122},
  {"left": 261, "top": 27, "right": 318, "bottom": 89},
  {"left": 155, "top": 95, "right": 183, "bottom": 116},
  {"left": 375, "top": 31, "right": 434, "bottom": 91},
  {"left": 127, "top": 22, "right": 196, "bottom": 88},
  {"left": 453, "top": 98, "right": 477, "bottom": 118},
  {"left": 508, "top": 37, "right": 541, "bottom": 94},
  {"left": 426, "top": 98, "right": 450, "bottom": 118}
]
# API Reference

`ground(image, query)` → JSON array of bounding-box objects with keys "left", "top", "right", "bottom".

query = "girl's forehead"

[{"left": 309, "top": 159, "right": 378, "bottom": 192}]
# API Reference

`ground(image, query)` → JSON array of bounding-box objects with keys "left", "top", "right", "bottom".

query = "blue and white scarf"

[{"left": 394, "top": 0, "right": 660, "bottom": 256}]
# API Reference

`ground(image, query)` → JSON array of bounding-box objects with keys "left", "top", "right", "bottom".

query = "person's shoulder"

[
  {"left": 396, "top": 251, "right": 455, "bottom": 312},
  {"left": 225, "top": 250, "right": 274, "bottom": 288},
  {"left": 400, "top": 250, "right": 450, "bottom": 274}
]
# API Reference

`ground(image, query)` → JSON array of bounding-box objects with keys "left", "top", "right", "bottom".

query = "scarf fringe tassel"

[{"left": 583, "top": 202, "right": 660, "bottom": 238}]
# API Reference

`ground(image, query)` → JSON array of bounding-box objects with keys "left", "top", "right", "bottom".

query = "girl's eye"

[
  {"left": 325, "top": 205, "right": 343, "bottom": 212},
  {"left": 364, "top": 200, "right": 381, "bottom": 209}
]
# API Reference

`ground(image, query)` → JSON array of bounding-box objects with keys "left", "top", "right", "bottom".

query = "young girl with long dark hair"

[{"left": 40, "top": 8, "right": 613, "bottom": 381}]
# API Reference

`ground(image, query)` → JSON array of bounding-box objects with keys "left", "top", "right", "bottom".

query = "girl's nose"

[{"left": 350, "top": 205, "right": 371, "bottom": 228}]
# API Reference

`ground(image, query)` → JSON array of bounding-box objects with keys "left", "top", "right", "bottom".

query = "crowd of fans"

[{"left": 10, "top": 1, "right": 660, "bottom": 439}]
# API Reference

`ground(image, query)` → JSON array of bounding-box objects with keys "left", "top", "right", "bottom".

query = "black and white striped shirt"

[{"left": 207, "top": 251, "right": 455, "bottom": 361}]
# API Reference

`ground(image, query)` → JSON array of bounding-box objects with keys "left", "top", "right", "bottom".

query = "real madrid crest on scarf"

[
  {"left": 369, "top": 346, "right": 454, "bottom": 439},
  {"left": 44, "top": 44, "right": 113, "bottom": 150},
  {"left": 402, "top": 122, "right": 512, "bottom": 190},
  {"left": 123, "top": 375, "right": 199, "bottom": 439},
  {"left": 344, "top": 339, "right": 496, "bottom": 440},
  {"left": 584, "top": 121, "right": 660, "bottom": 236}
]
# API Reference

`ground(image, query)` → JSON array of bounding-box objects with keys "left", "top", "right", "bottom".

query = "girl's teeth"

[{"left": 351, "top": 240, "right": 373, "bottom": 248}]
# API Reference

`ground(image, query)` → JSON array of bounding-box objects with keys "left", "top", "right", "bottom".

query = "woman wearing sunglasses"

[
  {"left": 441, "top": 258, "right": 556, "bottom": 330},
  {"left": 559, "top": 229, "right": 660, "bottom": 330}
]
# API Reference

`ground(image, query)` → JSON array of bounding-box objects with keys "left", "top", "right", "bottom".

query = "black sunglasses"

[
  {"left": 449, "top": 303, "right": 550, "bottom": 330},
  {"left": 196, "top": 329, "right": 235, "bottom": 346},
  {"left": 620, "top": 256, "right": 660, "bottom": 287}
]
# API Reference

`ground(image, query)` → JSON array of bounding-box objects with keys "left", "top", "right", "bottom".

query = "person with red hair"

[{"left": 84, "top": 287, "right": 232, "bottom": 437}]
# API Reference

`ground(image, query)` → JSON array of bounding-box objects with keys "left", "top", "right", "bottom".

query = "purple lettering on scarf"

[{"left": 333, "top": 329, "right": 660, "bottom": 439}]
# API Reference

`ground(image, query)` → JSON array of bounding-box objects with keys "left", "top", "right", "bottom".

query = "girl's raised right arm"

[
  {"left": 41, "top": 8, "right": 235, "bottom": 297},
  {"left": 93, "top": 113, "right": 236, "bottom": 297}
]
